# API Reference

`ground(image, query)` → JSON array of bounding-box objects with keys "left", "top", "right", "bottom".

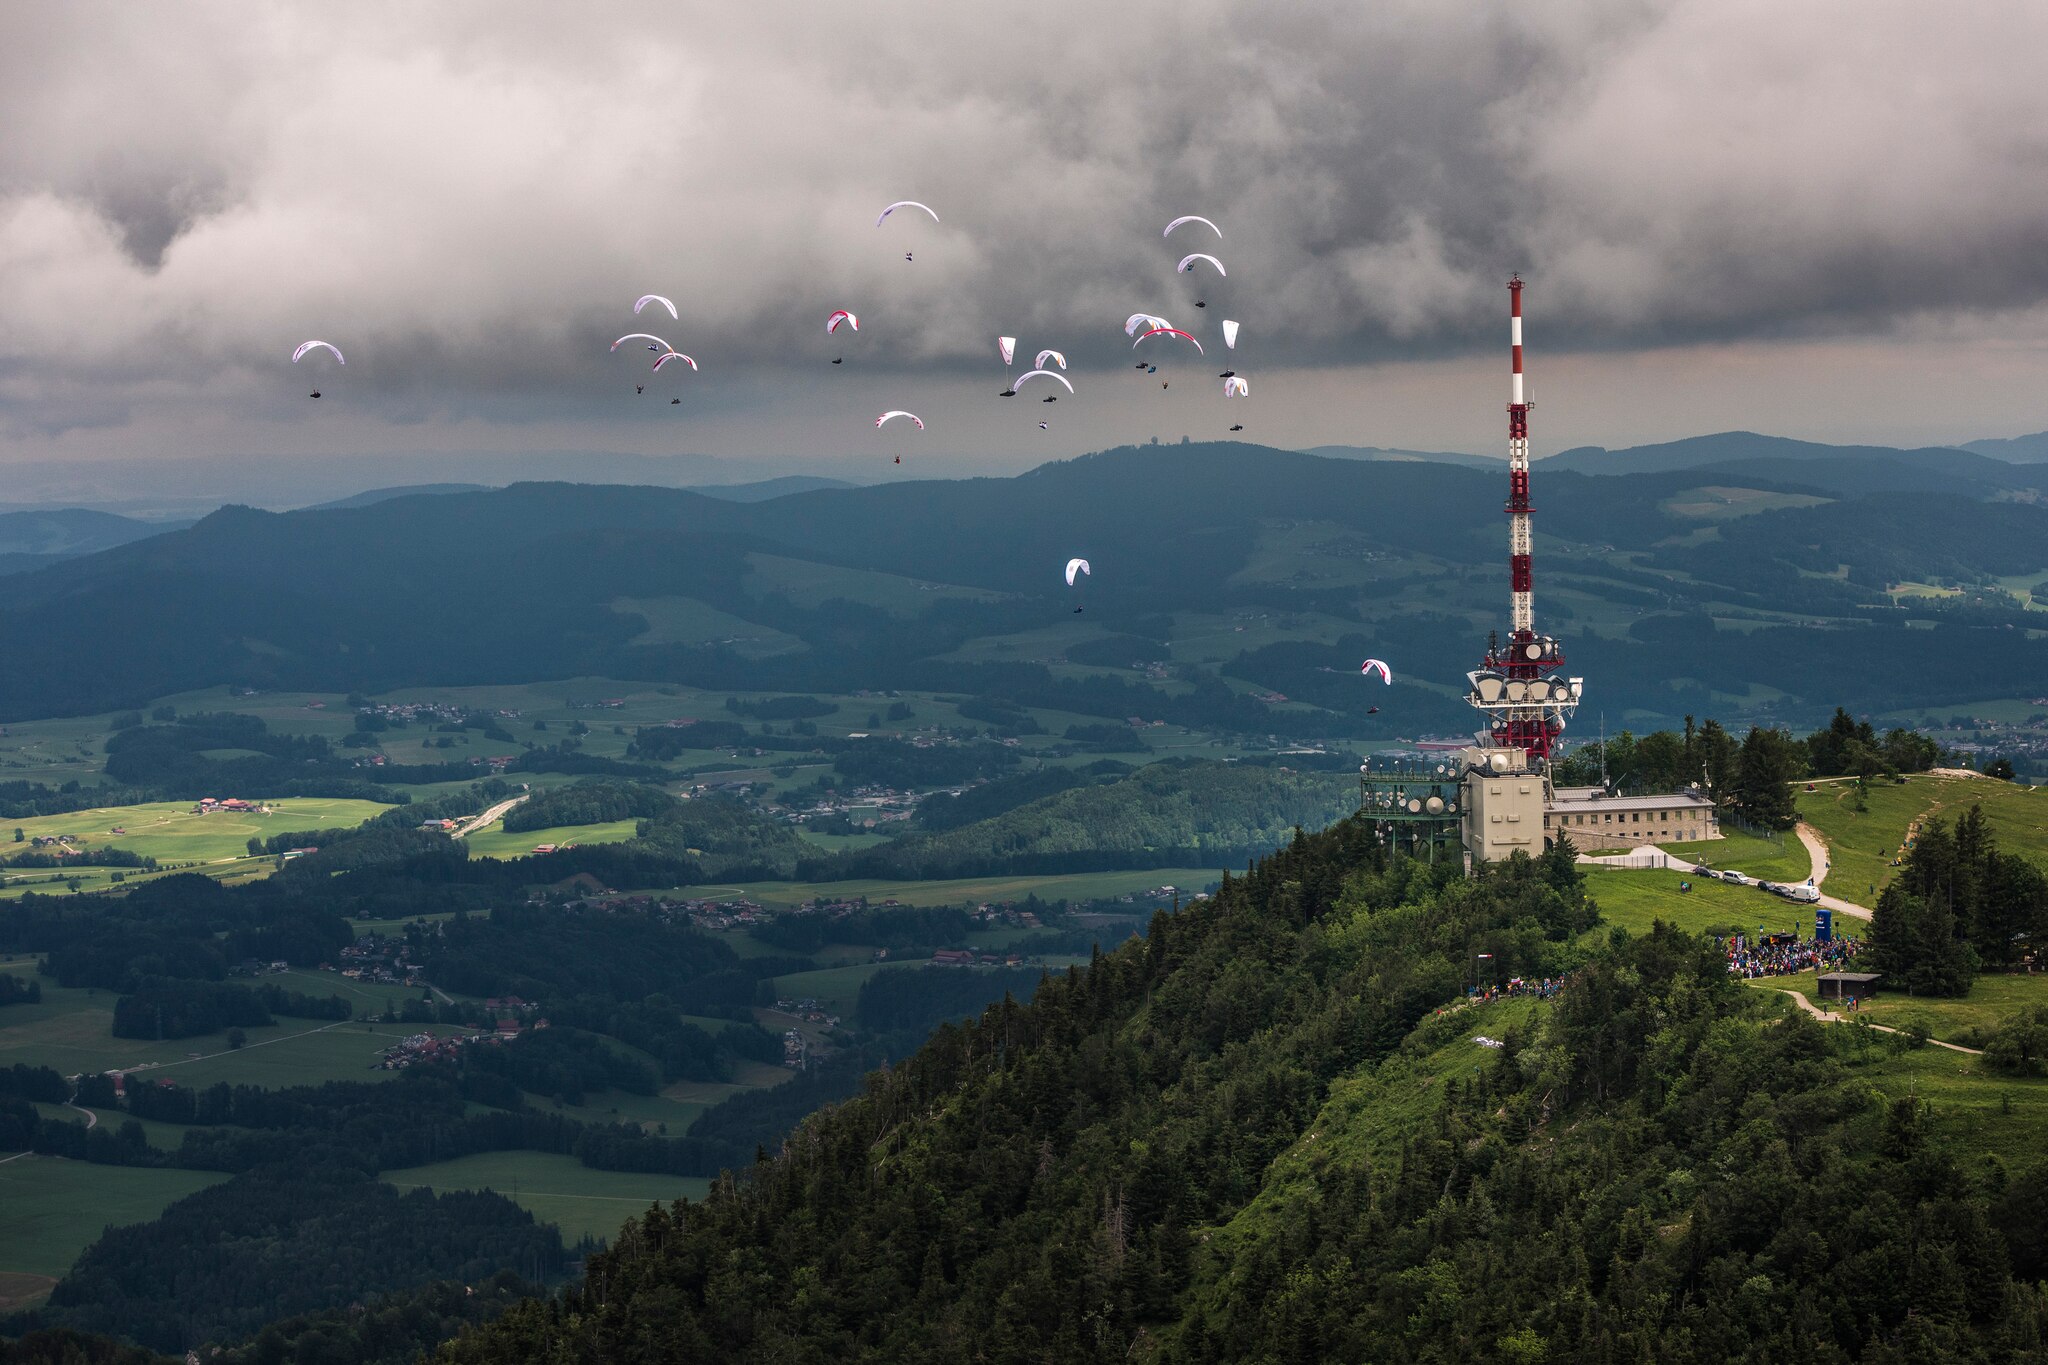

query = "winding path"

[
  {"left": 1795, "top": 822, "right": 1872, "bottom": 922},
  {"left": 1765, "top": 986, "right": 1983, "bottom": 1055}
]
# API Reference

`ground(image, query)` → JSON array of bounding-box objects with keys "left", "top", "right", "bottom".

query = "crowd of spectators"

[{"left": 1720, "top": 932, "right": 1861, "bottom": 980}]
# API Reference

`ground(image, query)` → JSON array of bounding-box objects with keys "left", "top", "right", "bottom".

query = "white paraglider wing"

[
  {"left": 876, "top": 200, "right": 940, "bottom": 227},
  {"left": 1124, "top": 312, "right": 1172, "bottom": 338},
  {"left": 876, "top": 410, "right": 925, "bottom": 430},
  {"left": 1176, "top": 253, "right": 1226, "bottom": 277},
  {"left": 1360, "top": 658, "right": 1393, "bottom": 684},
  {"left": 1162, "top": 215, "right": 1222, "bottom": 240},
  {"left": 652, "top": 352, "right": 697, "bottom": 372},
  {"left": 1223, "top": 376, "right": 1249, "bottom": 397},
  {"left": 292, "top": 340, "right": 344, "bottom": 364},
  {"left": 634, "top": 295, "right": 678, "bottom": 319},
  {"left": 1013, "top": 369, "right": 1074, "bottom": 395},
  {"left": 1133, "top": 327, "right": 1204, "bottom": 355},
  {"left": 611, "top": 333, "right": 670, "bottom": 352},
  {"left": 827, "top": 310, "right": 859, "bottom": 335},
  {"left": 1034, "top": 349, "right": 1067, "bottom": 370},
  {"left": 1222, "top": 319, "right": 1240, "bottom": 349},
  {"left": 998, "top": 336, "right": 1016, "bottom": 367},
  {"left": 1065, "top": 558, "right": 1091, "bottom": 587}
]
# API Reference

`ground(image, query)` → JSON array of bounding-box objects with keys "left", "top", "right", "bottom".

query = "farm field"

[
  {"left": 382, "top": 1151, "right": 711, "bottom": 1247},
  {"left": 0, "top": 1155, "right": 226, "bottom": 1283},
  {"left": 0, "top": 796, "right": 392, "bottom": 898},
  {"left": 1797, "top": 773, "right": 2046, "bottom": 902},
  {"left": 465, "top": 818, "right": 640, "bottom": 859},
  {"left": 0, "top": 964, "right": 443, "bottom": 1086},
  {"left": 686, "top": 865, "right": 1224, "bottom": 911}
]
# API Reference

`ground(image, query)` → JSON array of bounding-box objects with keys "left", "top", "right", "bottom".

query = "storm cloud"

[{"left": 3, "top": 1, "right": 2045, "bottom": 469}]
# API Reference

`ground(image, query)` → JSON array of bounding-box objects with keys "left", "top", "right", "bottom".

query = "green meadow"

[{"left": 382, "top": 1151, "right": 711, "bottom": 1248}]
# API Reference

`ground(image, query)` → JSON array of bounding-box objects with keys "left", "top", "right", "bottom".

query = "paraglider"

[
  {"left": 998, "top": 336, "right": 1016, "bottom": 367},
  {"left": 1222, "top": 319, "right": 1240, "bottom": 349},
  {"left": 1034, "top": 349, "right": 1067, "bottom": 371},
  {"left": 292, "top": 340, "right": 345, "bottom": 365},
  {"left": 1125, "top": 312, "right": 1172, "bottom": 338},
  {"left": 1360, "top": 659, "right": 1393, "bottom": 684},
  {"left": 826, "top": 310, "right": 859, "bottom": 335},
  {"left": 1218, "top": 370, "right": 1236, "bottom": 378},
  {"left": 832, "top": 358, "right": 843, "bottom": 365},
  {"left": 1194, "top": 301, "right": 1206, "bottom": 308},
  {"left": 1013, "top": 369, "right": 1074, "bottom": 395},
  {"left": 611, "top": 334, "right": 670, "bottom": 353},
  {"left": 999, "top": 388, "right": 1017, "bottom": 397},
  {"left": 1176, "top": 253, "right": 1226, "bottom": 277},
  {"left": 1038, "top": 421, "right": 1049, "bottom": 430},
  {"left": 652, "top": 352, "right": 697, "bottom": 373},
  {"left": 876, "top": 410, "right": 925, "bottom": 430},
  {"left": 1163, "top": 215, "right": 1222, "bottom": 240},
  {"left": 1041, "top": 395, "right": 1057, "bottom": 403},
  {"left": 1065, "top": 558, "right": 1091, "bottom": 586},
  {"left": 308, "top": 391, "right": 321, "bottom": 399},
  {"left": 1223, "top": 376, "right": 1249, "bottom": 397},
  {"left": 1229, "top": 424, "right": 1244, "bottom": 432},
  {"left": 634, "top": 295, "right": 678, "bottom": 320},
  {"left": 1134, "top": 326, "right": 1204, "bottom": 355},
  {"left": 876, "top": 200, "right": 940, "bottom": 228},
  {"left": 1366, "top": 706, "right": 1380, "bottom": 715},
  {"left": 671, "top": 398, "right": 681, "bottom": 405},
  {"left": 636, "top": 385, "right": 644, "bottom": 395}
]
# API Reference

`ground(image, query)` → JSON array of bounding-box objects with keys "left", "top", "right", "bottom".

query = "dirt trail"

[{"left": 1767, "top": 986, "right": 1983, "bottom": 1055}]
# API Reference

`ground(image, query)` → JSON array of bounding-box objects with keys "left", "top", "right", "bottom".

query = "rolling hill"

[{"left": 0, "top": 441, "right": 2041, "bottom": 731}]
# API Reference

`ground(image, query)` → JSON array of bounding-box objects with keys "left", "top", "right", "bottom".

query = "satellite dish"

[
  {"left": 1490, "top": 752, "right": 1509, "bottom": 772},
  {"left": 1506, "top": 681, "right": 1529, "bottom": 702},
  {"left": 1525, "top": 642, "right": 1543, "bottom": 660},
  {"left": 1425, "top": 796, "right": 1444, "bottom": 814},
  {"left": 1476, "top": 676, "right": 1504, "bottom": 702},
  {"left": 1406, "top": 799, "right": 1422, "bottom": 813}
]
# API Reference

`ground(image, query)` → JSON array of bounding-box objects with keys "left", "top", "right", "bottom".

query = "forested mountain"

[
  {"left": 0, "top": 441, "right": 2041, "bottom": 728},
  {"left": 435, "top": 820, "right": 2048, "bottom": 1364}
]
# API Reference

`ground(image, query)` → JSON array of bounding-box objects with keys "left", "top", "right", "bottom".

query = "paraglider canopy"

[
  {"left": 1013, "top": 369, "right": 1074, "bottom": 395},
  {"left": 876, "top": 200, "right": 940, "bottom": 227},
  {"left": 1065, "top": 558, "right": 1091, "bottom": 586},
  {"left": 634, "top": 295, "right": 678, "bottom": 319},
  {"left": 292, "top": 340, "right": 344, "bottom": 364},
  {"left": 1034, "top": 349, "right": 1067, "bottom": 371},
  {"left": 1221, "top": 319, "right": 1240, "bottom": 349},
  {"left": 611, "top": 333, "right": 670, "bottom": 353},
  {"left": 652, "top": 352, "right": 697, "bottom": 373},
  {"left": 826, "top": 310, "right": 859, "bottom": 334},
  {"left": 1177, "top": 253, "right": 1226, "bottom": 277},
  {"left": 1163, "top": 215, "right": 1222, "bottom": 240},
  {"left": 876, "top": 410, "right": 925, "bottom": 430},
  {"left": 1124, "top": 312, "right": 1172, "bottom": 338},
  {"left": 1133, "top": 327, "right": 1204, "bottom": 355},
  {"left": 998, "top": 336, "right": 1016, "bottom": 367},
  {"left": 1360, "top": 659, "right": 1393, "bottom": 684},
  {"left": 1223, "top": 376, "right": 1249, "bottom": 397}
]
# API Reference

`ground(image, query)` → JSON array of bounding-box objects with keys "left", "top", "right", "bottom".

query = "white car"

[{"left": 1720, "top": 870, "right": 1753, "bottom": 886}]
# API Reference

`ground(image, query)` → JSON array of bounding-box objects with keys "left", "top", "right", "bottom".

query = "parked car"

[{"left": 1720, "top": 870, "right": 1753, "bottom": 886}]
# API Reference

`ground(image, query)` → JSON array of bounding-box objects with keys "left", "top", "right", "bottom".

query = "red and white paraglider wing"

[{"left": 1360, "top": 659, "right": 1393, "bottom": 684}]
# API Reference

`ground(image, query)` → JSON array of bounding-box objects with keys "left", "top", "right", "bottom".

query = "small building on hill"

[
  {"left": 1545, "top": 785, "right": 1718, "bottom": 851},
  {"left": 1817, "top": 971, "right": 1883, "bottom": 1002}
]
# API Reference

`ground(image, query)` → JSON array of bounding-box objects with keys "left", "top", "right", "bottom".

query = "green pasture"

[
  {"left": 1762, "top": 970, "right": 2048, "bottom": 1047},
  {"left": 1840, "top": 1038, "right": 2048, "bottom": 1168},
  {"left": 743, "top": 551, "right": 1003, "bottom": 615},
  {"left": 0, "top": 796, "right": 391, "bottom": 898},
  {"left": 465, "top": 818, "right": 640, "bottom": 860},
  {"left": 0, "top": 969, "right": 436, "bottom": 1086},
  {"left": 1798, "top": 773, "right": 2046, "bottom": 902},
  {"left": 1659, "top": 485, "right": 1832, "bottom": 522},
  {"left": 382, "top": 1151, "right": 711, "bottom": 1248},
  {"left": 765, "top": 962, "right": 909, "bottom": 1015},
  {"left": 610, "top": 595, "right": 805, "bottom": 657},
  {"left": 1658, "top": 826, "right": 1810, "bottom": 882},
  {"left": 0, "top": 1155, "right": 225, "bottom": 1282},
  {"left": 1583, "top": 868, "right": 1824, "bottom": 941},
  {"left": 685, "top": 865, "right": 1223, "bottom": 912},
  {"left": 660, "top": 1060, "right": 794, "bottom": 1110}
]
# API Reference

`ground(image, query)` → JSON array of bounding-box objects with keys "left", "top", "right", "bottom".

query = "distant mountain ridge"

[
  {"left": 1961, "top": 430, "right": 2048, "bottom": 463},
  {"left": 0, "top": 507, "right": 187, "bottom": 577}
]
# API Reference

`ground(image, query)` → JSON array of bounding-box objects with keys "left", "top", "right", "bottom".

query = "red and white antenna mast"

[{"left": 1466, "top": 275, "right": 1581, "bottom": 762}]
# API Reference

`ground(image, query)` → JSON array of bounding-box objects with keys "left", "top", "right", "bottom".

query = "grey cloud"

[{"left": 0, "top": 0, "right": 2043, "bottom": 448}]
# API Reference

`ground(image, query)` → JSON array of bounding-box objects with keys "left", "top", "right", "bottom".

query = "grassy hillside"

[
  {"left": 439, "top": 821, "right": 2048, "bottom": 1365},
  {"left": 1798, "top": 773, "right": 2046, "bottom": 900}
]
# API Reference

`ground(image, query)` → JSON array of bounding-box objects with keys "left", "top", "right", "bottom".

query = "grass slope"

[
  {"left": 0, "top": 1155, "right": 226, "bottom": 1281},
  {"left": 1797, "top": 773, "right": 2047, "bottom": 901},
  {"left": 382, "top": 1152, "right": 710, "bottom": 1247}
]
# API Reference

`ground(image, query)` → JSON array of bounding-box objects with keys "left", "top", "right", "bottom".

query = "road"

[
  {"left": 452, "top": 794, "right": 527, "bottom": 839},
  {"left": 1795, "top": 822, "right": 1873, "bottom": 922}
]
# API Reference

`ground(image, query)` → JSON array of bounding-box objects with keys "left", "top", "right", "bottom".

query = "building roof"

[
  {"left": 1818, "top": 972, "right": 1884, "bottom": 984},
  {"left": 1547, "top": 790, "right": 1715, "bottom": 814}
]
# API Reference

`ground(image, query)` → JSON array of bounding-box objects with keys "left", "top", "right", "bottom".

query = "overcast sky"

[{"left": 5, "top": 0, "right": 2047, "bottom": 492}]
